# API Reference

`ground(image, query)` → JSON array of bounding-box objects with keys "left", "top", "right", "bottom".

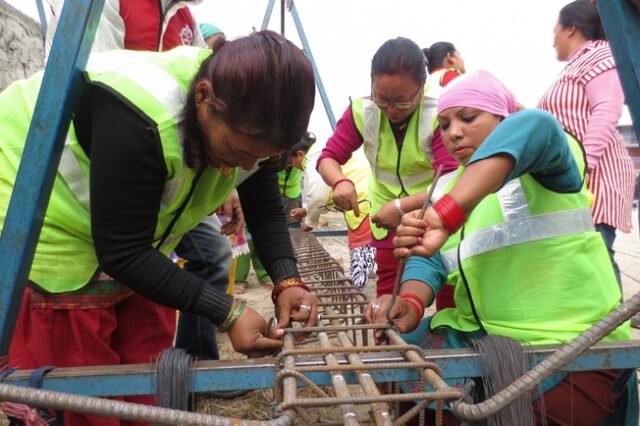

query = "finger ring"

[
  {"left": 371, "top": 303, "right": 380, "bottom": 310},
  {"left": 299, "top": 304, "right": 312, "bottom": 311}
]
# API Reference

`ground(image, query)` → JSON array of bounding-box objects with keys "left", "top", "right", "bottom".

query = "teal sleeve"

[
  {"left": 401, "top": 253, "right": 448, "bottom": 296},
  {"left": 467, "top": 109, "right": 583, "bottom": 193}
]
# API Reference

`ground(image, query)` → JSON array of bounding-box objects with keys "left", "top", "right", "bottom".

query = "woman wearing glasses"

[{"left": 317, "top": 37, "right": 458, "bottom": 297}]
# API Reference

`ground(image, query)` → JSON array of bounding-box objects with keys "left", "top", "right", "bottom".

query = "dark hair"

[
  {"left": 559, "top": 0, "right": 606, "bottom": 41},
  {"left": 423, "top": 41, "right": 457, "bottom": 73},
  {"left": 210, "top": 35, "right": 226, "bottom": 52},
  {"left": 273, "top": 131, "right": 316, "bottom": 172},
  {"left": 291, "top": 131, "right": 316, "bottom": 154},
  {"left": 370, "top": 37, "right": 426, "bottom": 86},
  {"left": 181, "top": 30, "right": 316, "bottom": 170}
]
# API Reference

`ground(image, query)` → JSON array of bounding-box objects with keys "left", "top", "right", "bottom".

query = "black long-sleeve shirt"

[{"left": 73, "top": 84, "right": 298, "bottom": 324}]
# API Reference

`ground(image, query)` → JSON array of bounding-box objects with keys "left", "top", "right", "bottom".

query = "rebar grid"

[
  {"left": 0, "top": 230, "right": 631, "bottom": 424},
  {"left": 273, "top": 230, "right": 464, "bottom": 425}
]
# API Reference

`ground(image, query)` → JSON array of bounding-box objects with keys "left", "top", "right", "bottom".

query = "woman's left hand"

[
  {"left": 363, "top": 295, "right": 419, "bottom": 344},
  {"left": 371, "top": 199, "right": 402, "bottom": 230},
  {"left": 227, "top": 306, "right": 284, "bottom": 357},
  {"left": 217, "top": 192, "right": 244, "bottom": 235},
  {"left": 275, "top": 286, "right": 319, "bottom": 330},
  {"left": 393, "top": 208, "right": 449, "bottom": 259},
  {"left": 290, "top": 208, "right": 307, "bottom": 220}
]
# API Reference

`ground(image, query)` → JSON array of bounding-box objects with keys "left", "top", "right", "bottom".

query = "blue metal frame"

[
  {"left": 287, "top": 0, "right": 337, "bottom": 131},
  {"left": 35, "top": 0, "right": 48, "bottom": 40},
  {"left": 2, "top": 341, "right": 639, "bottom": 397},
  {"left": 0, "top": 0, "right": 104, "bottom": 355},
  {"left": 260, "top": 0, "right": 277, "bottom": 31},
  {"left": 599, "top": 0, "right": 640, "bottom": 140},
  {"left": 261, "top": 0, "right": 337, "bottom": 131},
  {"left": 311, "top": 229, "right": 348, "bottom": 238}
]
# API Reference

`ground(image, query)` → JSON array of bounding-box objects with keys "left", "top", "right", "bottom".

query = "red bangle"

[
  {"left": 332, "top": 178, "right": 354, "bottom": 191},
  {"left": 271, "top": 278, "right": 310, "bottom": 304},
  {"left": 432, "top": 193, "right": 466, "bottom": 234},
  {"left": 400, "top": 294, "right": 424, "bottom": 320}
]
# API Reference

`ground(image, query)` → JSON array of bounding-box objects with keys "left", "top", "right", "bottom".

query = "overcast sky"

[
  {"left": 7, "top": 0, "right": 632, "bottom": 145},
  {"left": 190, "top": 0, "right": 570, "bottom": 144}
]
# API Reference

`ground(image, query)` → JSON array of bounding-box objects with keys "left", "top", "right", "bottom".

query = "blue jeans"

[
  {"left": 174, "top": 216, "right": 232, "bottom": 360},
  {"left": 596, "top": 223, "right": 622, "bottom": 291}
]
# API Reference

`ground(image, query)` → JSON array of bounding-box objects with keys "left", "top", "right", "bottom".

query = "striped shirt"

[{"left": 538, "top": 40, "right": 634, "bottom": 232}]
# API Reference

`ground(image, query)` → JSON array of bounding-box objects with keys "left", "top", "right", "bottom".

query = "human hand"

[
  {"left": 275, "top": 286, "right": 319, "bottom": 340},
  {"left": 363, "top": 295, "right": 420, "bottom": 344},
  {"left": 290, "top": 208, "right": 307, "bottom": 220},
  {"left": 300, "top": 223, "right": 314, "bottom": 232},
  {"left": 227, "top": 306, "right": 284, "bottom": 357},
  {"left": 371, "top": 199, "right": 402, "bottom": 230},
  {"left": 393, "top": 208, "right": 449, "bottom": 259},
  {"left": 331, "top": 180, "right": 360, "bottom": 217},
  {"left": 217, "top": 192, "right": 244, "bottom": 236}
]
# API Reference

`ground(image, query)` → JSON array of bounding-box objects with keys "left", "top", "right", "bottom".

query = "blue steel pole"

[
  {"left": 3, "top": 342, "right": 640, "bottom": 396},
  {"left": 598, "top": 0, "right": 640, "bottom": 141},
  {"left": 0, "top": 0, "right": 105, "bottom": 355},
  {"left": 35, "top": 0, "right": 48, "bottom": 41},
  {"left": 261, "top": 0, "right": 277, "bottom": 30},
  {"left": 287, "top": 0, "right": 337, "bottom": 131}
]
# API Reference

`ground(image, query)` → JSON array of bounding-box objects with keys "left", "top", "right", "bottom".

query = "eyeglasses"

[{"left": 371, "top": 85, "right": 423, "bottom": 110}]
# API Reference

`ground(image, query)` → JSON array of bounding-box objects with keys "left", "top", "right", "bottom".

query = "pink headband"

[{"left": 438, "top": 70, "right": 517, "bottom": 117}]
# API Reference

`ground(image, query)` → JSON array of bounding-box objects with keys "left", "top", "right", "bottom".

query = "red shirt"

[{"left": 119, "top": 0, "right": 196, "bottom": 51}]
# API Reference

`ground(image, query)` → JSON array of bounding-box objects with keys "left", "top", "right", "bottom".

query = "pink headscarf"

[{"left": 437, "top": 70, "right": 517, "bottom": 117}]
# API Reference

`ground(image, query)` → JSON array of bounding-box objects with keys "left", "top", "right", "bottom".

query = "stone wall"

[{"left": 0, "top": 0, "right": 44, "bottom": 91}]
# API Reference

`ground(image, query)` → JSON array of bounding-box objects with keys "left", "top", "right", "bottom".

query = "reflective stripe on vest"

[
  {"left": 441, "top": 207, "right": 594, "bottom": 274},
  {"left": 59, "top": 135, "right": 91, "bottom": 210},
  {"left": 440, "top": 178, "right": 594, "bottom": 273},
  {"left": 58, "top": 50, "right": 189, "bottom": 212},
  {"left": 361, "top": 97, "right": 436, "bottom": 188},
  {"left": 86, "top": 50, "right": 187, "bottom": 117}
]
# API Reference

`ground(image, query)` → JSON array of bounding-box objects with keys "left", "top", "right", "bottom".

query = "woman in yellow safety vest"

[
  {"left": 365, "top": 70, "right": 635, "bottom": 425},
  {"left": 0, "top": 30, "right": 318, "bottom": 425},
  {"left": 279, "top": 131, "right": 317, "bottom": 226},
  {"left": 317, "top": 37, "right": 458, "bottom": 298}
]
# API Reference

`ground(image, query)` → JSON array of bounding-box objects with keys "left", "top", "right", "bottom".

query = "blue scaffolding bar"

[
  {"left": 0, "top": 0, "right": 104, "bottom": 355},
  {"left": 261, "top": 0, "right": 336, "bottom": 131},
  {"left": 35, "top": 0, "right": 48, "bottom": 40},
  {"left": 1, "top": 342, "right": 639, "bottom": 397},
  {"left": 599, "top": 0, "right": 640, "bottom": 140}
]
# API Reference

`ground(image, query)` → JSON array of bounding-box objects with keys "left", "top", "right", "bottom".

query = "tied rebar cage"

[{"left": 275, "top": 230, "right": 465, "bottom": 425}]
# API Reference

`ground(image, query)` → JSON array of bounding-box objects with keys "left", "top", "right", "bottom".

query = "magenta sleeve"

[{"left": 316, "top": 105, "right": 364, "bottom": 168}]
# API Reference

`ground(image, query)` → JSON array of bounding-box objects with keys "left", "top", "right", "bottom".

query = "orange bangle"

[{"left": 271, "top": 278, "right": 310, "bottom": 304}]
